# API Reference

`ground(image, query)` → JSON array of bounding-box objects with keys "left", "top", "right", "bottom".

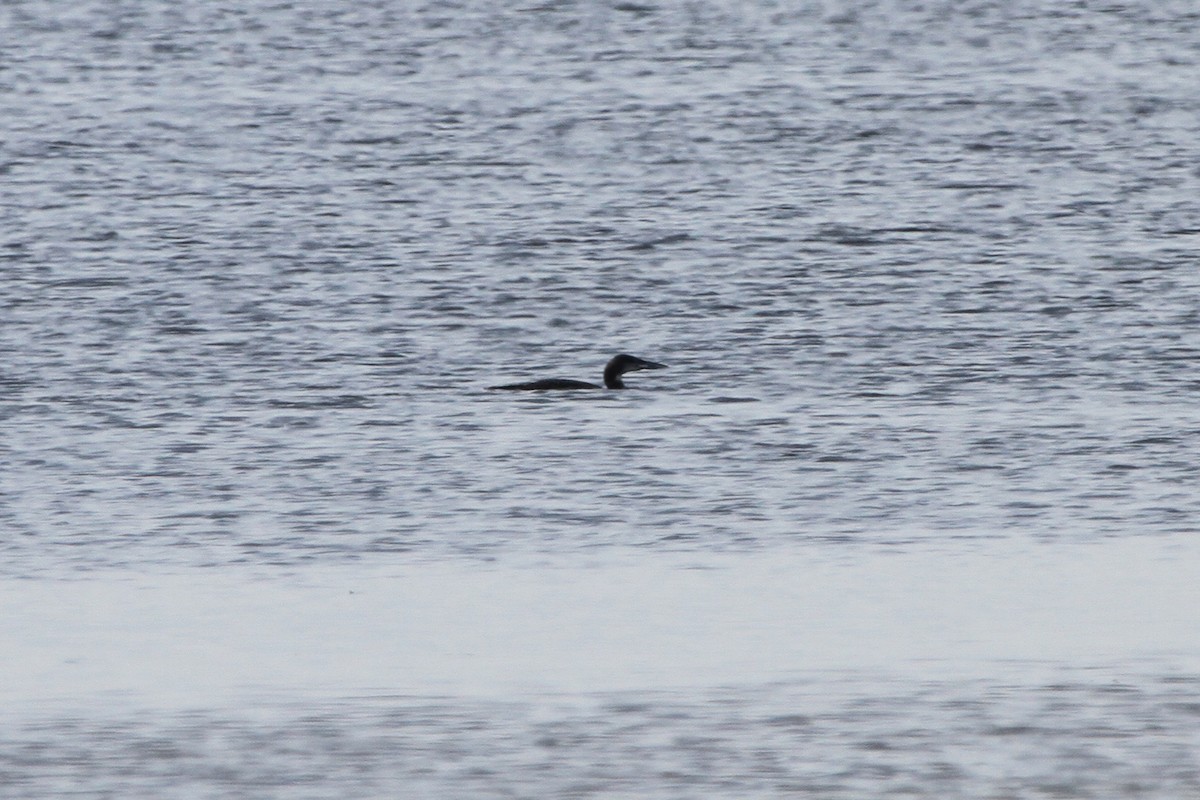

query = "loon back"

[
  {"left": 488, "top": 353, "right": 667, "bottom": 391},
  {"left": 489, "top": 377, "right": 601, "bottom": 391}
]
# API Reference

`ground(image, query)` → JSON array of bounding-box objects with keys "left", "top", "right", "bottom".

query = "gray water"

[{"left": 3, "top": 0, "right": 1200, "bottom": 796}]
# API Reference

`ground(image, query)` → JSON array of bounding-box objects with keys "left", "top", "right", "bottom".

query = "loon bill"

[{"left": 488, "top": 353, "right": 667, "bottom": 391}]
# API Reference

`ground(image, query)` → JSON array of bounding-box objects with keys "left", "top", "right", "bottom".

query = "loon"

[{"left": 489, "top": 353, "right": 667, "bottom": 391}]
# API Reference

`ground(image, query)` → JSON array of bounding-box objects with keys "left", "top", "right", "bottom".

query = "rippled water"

[
  {"left": 3, "top": 0, "right": 1199, "bottom": 795},
  {"left": 7, "top": 674, "right": 1200, "bottom": 799}
]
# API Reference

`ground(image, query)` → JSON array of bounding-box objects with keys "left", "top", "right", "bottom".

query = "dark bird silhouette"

[{"left": 489, "top": 354, "right": 667, "bottom": 391}]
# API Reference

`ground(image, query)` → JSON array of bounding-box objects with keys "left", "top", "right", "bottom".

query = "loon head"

[{"left": 604, "top": 353, "right": 667, "bottom": 389}]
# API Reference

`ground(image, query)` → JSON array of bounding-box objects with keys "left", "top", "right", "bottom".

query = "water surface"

[{"left": 2, "top": 0, "right": 1199, "bottom": 795}]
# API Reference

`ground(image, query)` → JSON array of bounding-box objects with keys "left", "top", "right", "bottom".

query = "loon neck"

[{"left": 603, "top": 364, "right": 626, "bottom": 390}]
